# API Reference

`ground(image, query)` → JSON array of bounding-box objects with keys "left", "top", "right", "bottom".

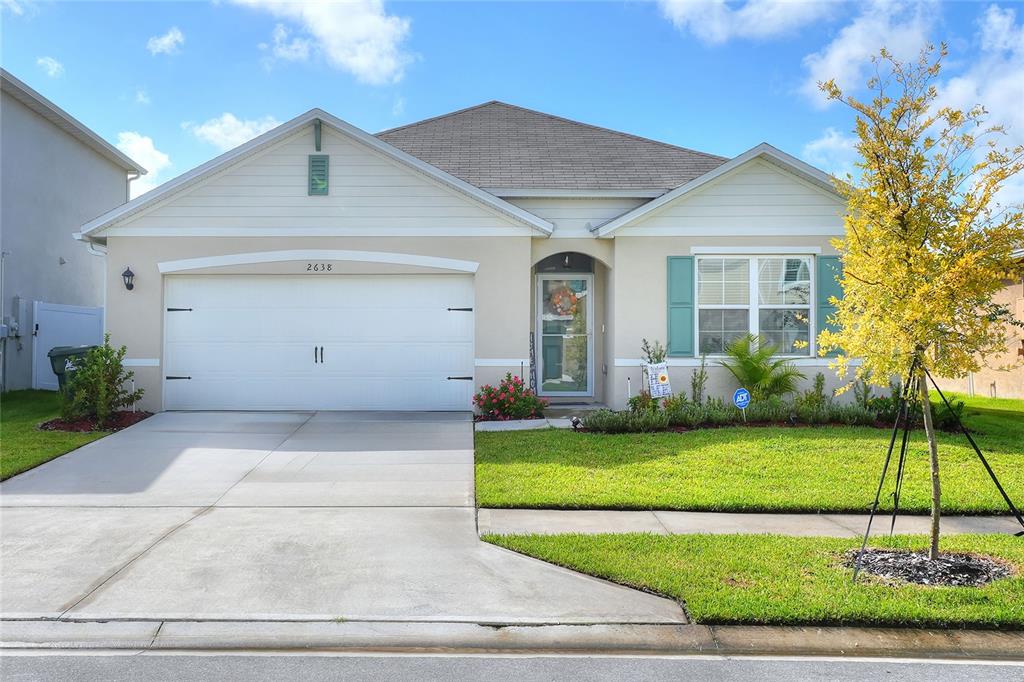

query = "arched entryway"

[{"left": 532, "top": 252, "right": 605, "bottom": 401}]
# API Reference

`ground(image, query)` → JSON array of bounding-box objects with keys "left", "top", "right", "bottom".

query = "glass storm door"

[{"left": 537, "top": 274, "right": 593, "bottom": 396}]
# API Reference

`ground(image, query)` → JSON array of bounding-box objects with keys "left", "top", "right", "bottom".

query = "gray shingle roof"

[{"left": 377, "top": 101, "right": 727, "bottom": 192}]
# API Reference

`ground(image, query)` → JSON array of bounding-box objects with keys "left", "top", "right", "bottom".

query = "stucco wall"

[
  {"left": 104, "top": 236, "right": 533, "bottom": 411},
  {"left": 0, "top": 91, "right": 127, "bottom": 390},
  {"left": 606, "top": 234, "right": 846, "bottom": 409}
]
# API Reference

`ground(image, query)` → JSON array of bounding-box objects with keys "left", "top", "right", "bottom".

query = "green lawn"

[
  {"left": 1, "top": 390, "right": 107, "bottom": 480},
  {"left": 486, "top": 533, "right": 1024, "bottom": 628},
  {"left": 475, "top": 394, "right": 1024, "bottom": 513}
]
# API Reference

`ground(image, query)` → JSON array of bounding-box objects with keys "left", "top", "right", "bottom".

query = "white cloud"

[
  {"left": 36, "top": 56, "right": 64, "bottom": 78},
  {"left": 116, "top": 132, "right": 171, "bottom": 198},
  {"left": 659, "top": 0, "right": 834, "bottom": 44},
  {"left": 232, "top": 0, "right": 412, "bottom": 85},
  {"left": 391, "top": 95, "right": 405, "bottom": 117},
  {"left": 147, "top": 26, "right": 184, "bottom": 55},
  {"left": 183, "top": 113, "right": 281, "bottom": 151},
  {"left": 802, "top": 127, "right": 859, "bottom": 179},
  {"left": 266, "top": 23, "right": 311, "bottom": 61},
  {"left": 801, "top": 0, "right": 935, "bottom": 107},
  {"left": 939, "top": 4, "right": 1024, "bottom": 207},
  {"left": 1, "top": 0, "right": 26, "bottom": 15},
  {"left": 135, "top": 88, "right": 151, "bottom": 105}
]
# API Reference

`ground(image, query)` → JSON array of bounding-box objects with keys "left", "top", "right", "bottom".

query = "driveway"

[{"left": 1, "top": 412, "right": 684, "bottom": 624}]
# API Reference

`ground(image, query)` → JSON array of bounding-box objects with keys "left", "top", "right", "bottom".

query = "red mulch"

[{"left": 39, "top": 411, "right": 153, "bottom": 433}]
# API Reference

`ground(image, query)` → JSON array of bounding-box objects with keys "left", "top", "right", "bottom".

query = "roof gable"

[
  {"left": 594, "top": 143, "right": 844, "bottom": 236},
  {"left": 1, "top": 68, "right": 146, "bottom": 175},
  {"left": 377, "top": 101, "right": 726, "bottom": 192},
  {"left": 80, "top": 109, "right": 553, "bottom": 238}
]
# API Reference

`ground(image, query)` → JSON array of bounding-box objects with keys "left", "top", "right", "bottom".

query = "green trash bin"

[{"left": 47, "top": 345, "right": 95, "bottom": 391}]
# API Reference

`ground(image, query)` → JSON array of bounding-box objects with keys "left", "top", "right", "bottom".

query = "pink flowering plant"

[{"left": 473, "top": 373, "right": 548, "bottom": 421}]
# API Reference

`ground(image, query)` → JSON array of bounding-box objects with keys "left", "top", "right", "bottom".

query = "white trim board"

[
  {"left": 78, "top": 108, "right": 553, "bottom": 238},
  {"left": 101, "top": 226, "right": 538, "bottom": 238},
  {"left": 123, "top": 358, "right": 160, "bottom": 367},
  {"left": 475, "top": 358, "right": 531, "bottom": 367},
  {"left": 614, "top": 357, "right": 861, "bottom": 367},
  {"left": 691, "top": 246, "right": 823, "bottom": 254},
  {"left": 158, "top": 250, "right": 480, "bottom": 274}
]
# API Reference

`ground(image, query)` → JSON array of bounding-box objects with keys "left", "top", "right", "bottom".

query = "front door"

[{"left": 536, "top": 274, "right": 593, "bottom": 396}]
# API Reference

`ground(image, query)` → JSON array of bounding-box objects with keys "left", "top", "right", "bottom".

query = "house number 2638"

[{"left": 306, "top": 263, "right": 333, "bottom": 272}]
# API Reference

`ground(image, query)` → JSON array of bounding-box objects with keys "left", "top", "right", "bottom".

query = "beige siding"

[
  {"left": 619, "top": 159, "right": 844, "bottom": 234},
  {"left": 106, "top": 125, "right": 531, "bottom": 234},
  {"left": 509, "top": 197, "right": 645, "bottom": 238}
]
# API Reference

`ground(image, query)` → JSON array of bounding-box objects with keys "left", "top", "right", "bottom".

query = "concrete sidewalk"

[{"left": 478, "top": 508, "right": 1021, "bottom": 537}]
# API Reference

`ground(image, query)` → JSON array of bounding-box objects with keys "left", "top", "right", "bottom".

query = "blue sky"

[{"left": 3, "top": 1, "right": 1022, "bottom": 198}]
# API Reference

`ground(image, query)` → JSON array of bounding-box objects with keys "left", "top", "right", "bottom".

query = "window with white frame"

[{"left": 696, "top": 256, "right": 812, "bottom": 355}]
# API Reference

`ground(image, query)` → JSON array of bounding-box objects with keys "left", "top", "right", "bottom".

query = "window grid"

[{"left": 695, "top": 256, "right": 814, "bottom": 356}]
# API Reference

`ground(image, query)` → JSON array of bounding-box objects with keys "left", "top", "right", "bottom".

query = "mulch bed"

[
  {"left": 845, "top": 548, "right": 1015, "bottom": 587},
  {"left": 39, "top": 411, "right": 152, "bottom": 433}
]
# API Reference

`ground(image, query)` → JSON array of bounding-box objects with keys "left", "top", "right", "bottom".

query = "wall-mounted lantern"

[{"left": 122, "top": 267, "right": 135, "bottom": 291}]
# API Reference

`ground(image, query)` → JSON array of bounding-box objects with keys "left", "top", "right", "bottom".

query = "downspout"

[
  {"left": 126, "top": 171, "right": 141, "bottom": 202},
  {"left": 1, "top": 250, "right": 8, "bottom": 392}
]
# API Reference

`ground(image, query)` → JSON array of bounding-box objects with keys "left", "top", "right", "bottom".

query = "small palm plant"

[{"left": 718, "top": 334, "right": 805, "bottom": 400}]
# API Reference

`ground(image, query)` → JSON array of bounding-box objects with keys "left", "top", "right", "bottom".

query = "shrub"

[
  {"left": 719, "top": 334, "right": 806, "bottom": 400},
  {"left": 640, "top": 338, "right": 667, "bottom": 364},
  {"left": 61, "top": 334, "right": 144, "bottom": 427},
  {"left": 690, "top": 355, "right": 708, "bottom": 405},
  {"left": 582, "top": 409, "right": 668, "bottom": 433},
  {"left": 474, "top": 373, "right": 547, "bottom": 420},
  {"left": 743, "top": 395, "right": 792, "bottom": 423},
  {"left": 795, "top": 373, "right": 830, "bottom": 411},
  {"left": 628, "top": 390, "right": 658, "bottom": 414}
]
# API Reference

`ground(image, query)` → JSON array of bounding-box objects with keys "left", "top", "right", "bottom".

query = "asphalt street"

[{"left": 2, "top": 653, "right": 1022, "bottom": 682}]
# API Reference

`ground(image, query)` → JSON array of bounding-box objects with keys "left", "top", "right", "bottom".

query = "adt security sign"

[{"left": 733, "top": 387, "right": 751, "bottom": 412}]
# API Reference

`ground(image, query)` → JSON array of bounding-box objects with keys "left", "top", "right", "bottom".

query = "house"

[
  {"left": 1, "top": 69, "right": 145, "bottom": 391},
  {"left": 75, "top": 102, "right": 849, "bottom": 412},
  {"left": 934, "top": 248, "right": 1024, "bottom": 400}
]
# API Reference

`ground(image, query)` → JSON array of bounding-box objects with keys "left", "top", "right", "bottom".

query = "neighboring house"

[
  {"left": 1, "top": 69, "right": 145, "bottom": 391},
  {"left": 934, "top": 249, "right": 1024, "bottom": 400},
  {"left": 76, "top": 102, "right": 849, "bottom": 412}
]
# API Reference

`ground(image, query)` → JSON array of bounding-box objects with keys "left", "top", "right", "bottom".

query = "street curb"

[{"left": 2, "top": 620, "right": 1022, "bottom": 659}]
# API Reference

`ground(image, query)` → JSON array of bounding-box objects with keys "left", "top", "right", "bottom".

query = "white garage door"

[{"left": 163, "top": 274, "right": 474, "bottom": 411}]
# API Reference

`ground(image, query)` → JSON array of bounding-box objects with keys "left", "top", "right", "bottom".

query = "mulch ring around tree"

[
  {"left": 39, "top": 411, "right": 153, "bottom": 433},
  {"left": 844, "top": 548, "right": 1015, "bottom": 587}
]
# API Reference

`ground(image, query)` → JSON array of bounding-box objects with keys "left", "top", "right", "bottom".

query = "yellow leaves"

[{"left": 818, "top": 43, "right": 1024, "bottom": 386}]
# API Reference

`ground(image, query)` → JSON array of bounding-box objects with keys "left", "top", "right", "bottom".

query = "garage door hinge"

[
  {"left": 166, "top": 307, "right": 193, "bottom": 312},
  {"left": 446, "top": 376, "right": 473, "bottom": 380},
  {"left": 166, "top": 376, "right": 192, "bottom": 380},
  {"left": 446, "top": 307, "right": 473, "bottom": 312}
]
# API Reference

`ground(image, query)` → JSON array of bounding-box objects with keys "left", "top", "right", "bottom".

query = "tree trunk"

[{"left": 919, "top": 368, "right": 941, "bottom": 560}]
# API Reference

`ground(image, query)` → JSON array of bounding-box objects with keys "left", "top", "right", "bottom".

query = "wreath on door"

[{"left": 549, "top": 286, "right": 578, "bottom": 316}]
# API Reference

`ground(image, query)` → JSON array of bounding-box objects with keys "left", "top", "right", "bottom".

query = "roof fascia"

[
  {"left": 0, "top": 68, "right": 146, "bottom": 174},
  {"left": 486, "top": 188, "right": 665, "bottom": 199}
]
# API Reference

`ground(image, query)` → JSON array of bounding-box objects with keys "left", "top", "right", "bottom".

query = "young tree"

[{"left": 817, "top": 45, "right": 1024, "bottom": 560}]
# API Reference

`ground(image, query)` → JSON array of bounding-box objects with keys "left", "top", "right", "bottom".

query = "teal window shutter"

[
  {"left": 667, "top": 256, "right": 695, "bottom": 357},
  {"left": 308, "top": 154, "right": 329, "bottom": 195},
  {"left": 816, "top": 256, "right": 843, "bottom": 356}
]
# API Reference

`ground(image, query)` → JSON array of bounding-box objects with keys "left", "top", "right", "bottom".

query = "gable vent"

[{"left": 308, "top": 154, "right": 329, "bottom": 195}]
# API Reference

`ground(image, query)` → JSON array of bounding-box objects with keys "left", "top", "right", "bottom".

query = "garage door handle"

[
  {"left": 320, "top": 346, "right": 324, "bottom": 363},
  {"left": 314, "top": 346, "right": 319, "bottom": 364},
  {"left": 446, "top": 376, "right": 473, "bottom": 381},
  {"left": 166, "top": 376, "right": 191, "bottom": 380},
  {"left": 447, "top": 307, "right": 473, "bottom": 312}
]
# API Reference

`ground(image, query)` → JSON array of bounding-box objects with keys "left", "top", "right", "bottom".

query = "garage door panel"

[{"left": 163, "top": 274, "right": 474, "bottom": 411}]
